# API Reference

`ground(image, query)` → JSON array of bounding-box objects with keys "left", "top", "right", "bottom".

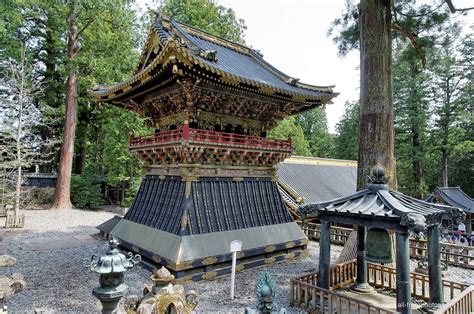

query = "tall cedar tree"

[{"left": 52, "top": 0, "right": 140, "bottom": 210}]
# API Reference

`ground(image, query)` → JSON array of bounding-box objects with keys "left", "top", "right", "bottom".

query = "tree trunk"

[
  {"left": 357, "top": 0, "right": 396, "bottom": 190},
  {"left": 441, "top": 77, "right": 451, "bottom": 187},
  {"left": 50, "top": 1, "right": 78, "bottom": 210},
  {"left": 15, "top": 50, "right": 26, "bottom": 218},
  {"left": 412, "top": 130, "right": 424, "bottom": 198},
  {"left": 339, "top": 0, "right": 396, "bottom": 264},
  {"left": 442, "top": 147, "right": 448, "bottom": 187}
]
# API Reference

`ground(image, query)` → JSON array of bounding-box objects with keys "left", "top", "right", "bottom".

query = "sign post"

[{"left": 230, "top": 240, "right": 242, "bottom": 300}]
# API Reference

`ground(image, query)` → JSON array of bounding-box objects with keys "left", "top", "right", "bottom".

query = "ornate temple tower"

[{"left": 92, "top": 17, "right": 337, "bottom": 282}]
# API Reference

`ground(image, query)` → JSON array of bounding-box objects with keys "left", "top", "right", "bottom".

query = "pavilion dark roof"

[
  {"left": 427, "top": 187, "right": 474, "bottom": 214},
  {"left": 298, "top": 168, "right": 465, "bottom": 231},
  {"left": 91, "top": 17, "right": 337, "bottom": 104}
]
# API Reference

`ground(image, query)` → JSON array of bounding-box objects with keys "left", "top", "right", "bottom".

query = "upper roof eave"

[{"left": 91, "top": 16, "right": 338, "bottom": 103}]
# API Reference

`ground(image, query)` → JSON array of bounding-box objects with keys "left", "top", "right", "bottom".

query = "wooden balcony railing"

[
  {"left": 291, "top": 259, "right": 470, "bottom": 313},
  {"left": 129, "top": 125, "right": 292, "bottom": 151}
]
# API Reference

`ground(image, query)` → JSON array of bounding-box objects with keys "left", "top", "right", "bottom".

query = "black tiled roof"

[
  {"left": 174, "top": 23, "right": 330, "bottom": 98},
  {"left": 276, "top": 157, "right": 357, "bottom": 204},
  {"left": 92, "top": 17, "right": 336, "bottom": 102},
  {"left": 123, "top": 175, "right": 292, "bottom": 236},
  {"left": 433, "top": 187, "right": 474, "bottom": 214}
]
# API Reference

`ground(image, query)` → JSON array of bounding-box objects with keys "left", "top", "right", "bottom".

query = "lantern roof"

[
  {"left": 91, "top": 16, "right": 337, "bottom": 108},
  {"left": 298, "top": 167, "right": 465, "bottom": 232}
]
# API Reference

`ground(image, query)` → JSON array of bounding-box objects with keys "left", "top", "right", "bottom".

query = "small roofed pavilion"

[
  {"left": 298, "top": 167, "right": 465, "bottom": 314},
  {"left": 426, "top": 187, "right": 474, "bottom": 235}
]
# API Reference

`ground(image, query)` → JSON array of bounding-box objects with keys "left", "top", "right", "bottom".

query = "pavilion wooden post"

[
  {"left": 352, "top": 226, "right": 374, "bottom": 293},
  {"left": 428, "top": 225, "right": 443, "bottom": 305},
  {"left": 318, "top": 221, "right": 331, "bottom": 289},
  {"left": 396, "top": 230, "right": 412, "bottom": 314}
]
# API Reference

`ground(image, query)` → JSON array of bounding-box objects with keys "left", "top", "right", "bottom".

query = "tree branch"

[
  {"left": 392, "top": 23, "right": 426, "bottom": 68},
  {"left": 76, "top": 17, "right": 96, "bottom": 38},
  {"left": 444, "top": 0, "right": 474, "bottom": 13}
]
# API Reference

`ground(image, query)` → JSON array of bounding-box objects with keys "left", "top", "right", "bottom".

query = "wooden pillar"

[
  {"left": 396, "top": 230, "right": 412, "bottom": 314},
  {"left": 428, "top": 225, "right": 443, "bottom": 305},
  {"left": 352, "top": 226, "right": 374, "bottom": 293},
  {"left": 318, "top": 221, "right": 331, "bottom": 289}
]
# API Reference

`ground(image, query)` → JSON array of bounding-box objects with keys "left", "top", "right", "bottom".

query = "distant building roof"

[
  {"left": 427, "top": 187, "right": 474, "bottom": 214},
  {"left": 276, "top": 156, "right": 357, "bottom": 215}
]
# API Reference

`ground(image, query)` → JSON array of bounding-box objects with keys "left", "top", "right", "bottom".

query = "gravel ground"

[{"left": 0, "top": 209, "right": 471, "bottom": 313}]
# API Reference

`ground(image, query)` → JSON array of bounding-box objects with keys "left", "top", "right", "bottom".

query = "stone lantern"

[{"left": 83, "top": 238, "right": 141, "bottom": 314}]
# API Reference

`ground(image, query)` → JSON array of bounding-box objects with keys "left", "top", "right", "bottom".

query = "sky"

[
  {"left": 139, "top": 0, "right": 473, "bottom": 132},
  {"left": 219, "top": 0, "right": 359, "bottom": 133}
]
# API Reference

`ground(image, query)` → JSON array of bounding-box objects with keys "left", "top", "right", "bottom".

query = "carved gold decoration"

[
  {"left": 300, "top": 239, "right": 309, "bottom": 245},
  {"left": 265, "top": 245, "right": 276, "bottom": 253},
  {"left": 285, "top": 242, "right": 296, "bottom": 249},
  {"left": 131, "top": 141, "right": 290, "bottom": 168},
  {"left": 173, "top": 261, "right": 194, "bottom": 271},
  {"left": 264, "top": 257, "right": 276, "bottom": 265},
  {"left": 152, "top": 255, "right": 161, "bottom": 263},
  {"left": 286, "top": 253, "right": 296, "bottom": 261},
  {"left": 201, "top": 271, "right": 217, "bottom": 280},
  {"left": 236, "top": 264, "right": 245, "bottom": 272},
  {"left": 202, "top": 257, "right": 218, "bottom": 265}
]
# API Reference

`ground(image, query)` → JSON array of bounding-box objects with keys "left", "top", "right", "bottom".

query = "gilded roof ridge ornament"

[{"left": 286, "top": 77, "right": 300, "bottom": 86}]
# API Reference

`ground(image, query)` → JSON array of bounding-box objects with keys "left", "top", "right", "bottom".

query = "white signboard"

[
  {"left": 230, "top": 240, "right": 242, "bottom": 252},
  {"left": 230, "top": 239, "right": 243, "bottom": 300}
]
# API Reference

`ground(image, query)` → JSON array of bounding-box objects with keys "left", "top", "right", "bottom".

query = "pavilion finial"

[{"left": 367, "top": 166, "right": 388, "bottom": 191}]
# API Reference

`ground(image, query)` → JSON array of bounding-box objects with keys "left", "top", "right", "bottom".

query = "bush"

[
  {"left": 71, "top": 174, "right": 104, "bottom": 209},
  {"left": 122, "top": 176, "right": 141, "bottom": 207}
]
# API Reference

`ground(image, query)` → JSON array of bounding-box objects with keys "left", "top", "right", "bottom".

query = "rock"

[
  {"left": 0, "top": 255, "right": 16, "bottom": 267},
  {"left": 0, "top": 273, "right": 26, "bottom": 301}
]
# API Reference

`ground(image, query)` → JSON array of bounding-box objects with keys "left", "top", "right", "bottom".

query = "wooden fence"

[
  {"left": 409, "top": 239, "right": 474, "bottom": 270},
  {"left": 298, "top": 221, "right": 474, "bottom": 270},
  {"left": 435, "top": 285, "right": 474, "bottom": 314},
  {"left": 291, "top": 260, "right": 395, "bottom": 313},
  {"left": 297, "top": 221, "right": 353, "bottom": 245},
  {"left": 290, "top": 259, "right": 470, "bottom": 313}
]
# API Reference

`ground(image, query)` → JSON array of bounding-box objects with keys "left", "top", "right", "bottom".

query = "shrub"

[{"left": 71, "top": 174, "right": 104, "bottom": 209}]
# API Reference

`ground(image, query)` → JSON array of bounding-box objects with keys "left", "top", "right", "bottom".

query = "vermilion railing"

[{"left": 129, "top": 125, "right": 292, "bottom": 151}]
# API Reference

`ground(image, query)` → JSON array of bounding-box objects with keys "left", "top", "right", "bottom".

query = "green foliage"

[
  {"left": 295, "top": 108, "right": 335, "bottom": 158},
  {"left": 393, "top": 42, "right": 431, "bottom": 197},
  {"left": 334, "top": 101, "right": 359, "bottom": 160},
  {"left": 71, "top": 172, "right": 104, "bottom": 209},
  {"left": 161, "top": 0, "right": 247, "bottom": 43},
  {"left": 268, "top": 117, "right": 311, "bottom": 156}
]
